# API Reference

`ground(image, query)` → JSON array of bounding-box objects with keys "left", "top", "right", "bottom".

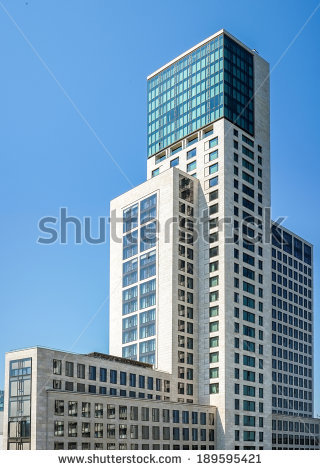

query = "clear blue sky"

[{"left": 0, "top": 0, "right": 319, "bottom": 416}]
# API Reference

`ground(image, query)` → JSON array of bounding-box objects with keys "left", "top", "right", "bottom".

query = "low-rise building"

[{"left": 3, "top": 347, "right": 216, "bottom": 450}]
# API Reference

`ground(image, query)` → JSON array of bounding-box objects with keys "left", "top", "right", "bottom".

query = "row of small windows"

[
  {"left": 272, "top": 384, "right": 312, "bottom": 398},
  {"left": 272, "top": 354, "right": 312, "bottom": 369},
  {"left": 53, "top": 359, "right": 167, "bottom": 390},
  {"left": 272, "top": 308, "right": 312, "bottom": 325},
  {"left": 272, "top": 248, "right": 312, "bottom": 273},
  {"left": 54, "top": 401, "right": 211, "bottom": 424},
  {"left": 272, "top": 273, "right": 312, "bottom": 290},
  {"left": 272, "top": 434, "right": 319, "bottom": 448},
  {"left": 272, "top": 419, "right": 319, "bottom": 434},
  {"left": 55, "top": 442, "right": 214, "bottom": 450},
  {"left": 272, "top": 368, "right": 312, "bottom": 382},
  {"left": 272, "top": 226, "right": 312, "bottom": 265},
  {"left": 54, "top": 421, "right": 214, "bottom": 442},
  {"left": 52, "top": 380, "right": 167, "bottom": 400},
  {"left": 272, "top": 399, "right": 313, "bottom": 414},
  {"left": 272, "top": 295, "right": 311, "bottom": 311}
]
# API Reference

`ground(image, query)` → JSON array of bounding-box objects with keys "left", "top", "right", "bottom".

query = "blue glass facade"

[{"left": 147, "top": 33, "right": 254, "bottom": 157}]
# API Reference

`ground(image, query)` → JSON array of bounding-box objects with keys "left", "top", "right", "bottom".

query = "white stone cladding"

[
  {"left": 3, "top": 347, "right": 216, "bottom": 450},
  {"left": 110, "top": 168, "right": 199, "bottom": 403}
]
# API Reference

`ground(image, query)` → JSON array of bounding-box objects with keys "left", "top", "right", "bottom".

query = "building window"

[
  {"left": 95, "top": 423, "right": 103, "bottom": 438},
  {"left": 209, "top": 150, "right": 218, "bottom": 161},
  {"left": 187, "top": 161, "right": 197, "bottom": 172},
  {"left": 77, "top": 363, "right": 85, "bottom": 379},
  {"left": 209, "top": 137, "right": 218, "bottom": 148},
  {"left": 170, "top": 157, "right": 179, "bottom": 167},
  {"left": 210, "top": 383, "right": 219, "bottom": 394},
  {"left": 209, "top": 163, "right": 218, "bottom": 174},
  {"left": 53, "top": 359, "right": 62, "bottom": 375},
  {"left": 110, "top": 370, "right": 117, "bottom": 384},
  {"left": 68, "top": 422, "right": 77, "bottom": 438},
  {"left": 54, "top": 400, "right": 64, "bottom": 416},
  {"left": 187, "top": 148, "right": 196, "bottom": 159},
  {"left": 100, "top": 368, "right": 107, "bottom": 382},
  {"left": 89, "top": 366, "right": 96, "bottom": 381},
  {"left": 209, "top": 176, "right": 218, "bottom": 187},
  {"left": 54, "top": 421, "right": 64, "bottom": 437},
  {"left": 210, "top": 352, "right": 219, "bottom": 363},
  {"left": 65, "top": 362, "right": 74, "bottom": 377}
]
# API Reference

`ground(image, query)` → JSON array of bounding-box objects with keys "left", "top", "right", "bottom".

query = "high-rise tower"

[{"left": 110, "top": 29, "right": 272, "bottom": 449}]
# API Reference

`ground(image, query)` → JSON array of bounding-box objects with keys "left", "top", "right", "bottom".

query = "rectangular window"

[
  {"left": 242, "top": 171, "right": 254, "bottom": 185},
  {"left": 210, "top": 306, "right": 219, "bottom": 317},
  {"left": 210, "top": 367, "right": 219, "bottom": 380},
  {"left": 242, "top": 158, "right": 254, "bottom": 172},
  {"left": 187, "top": 148, "right": 196, "bottom": 159},
  {"left": 210, "top": 321, "right": 219, "bottom": 332},
  {"left": 65, "top": 362, "right": 74, "bottom": 377},
  {"left": 243, "top": 253, "right": 255, "bottom": 266},
  {"left": 243, "top": 370, "right": 255, "bottom": 382},
  {"left": 210, "top": 352, "right": 219, "bottom": 363},
  {"left": 123, "top": 204, "right": 138, "bottom": 233},
  {"left": 53, "top": 359, "right": 62, "bottom": 375},
  {"left": 209, "top": 137, "right": 218, "bottom": 148},
  {"left": 210, "top": 261, "right": 219, "bottom": 272},
  {"left": 210, "top": 383, "right": 219, "bottom": 394},
  {"left": 209, "top": 149, "right": 218, "bottom": 161},
  {"left": 140, "top": 222, "right": 157, "bottom": 252},
  {"left": 243, "top": 430, "right": 255, "bottom": 441},
  {"left": 243, "top": 296, "right": 255, "bottom": 309},
  {"left": 243, "top": 311, "right": 255, "bottom": 323},
  {"left": 187, "top": 161, "right": 197, "bottom": 172},
  {"left": 123, "top": 258, "right": 138, "bottom": 287},
  {"left": 243, "top": 400, "right": 255, "bottom": 411},
  {"left": 209, "top": 163, "right": 218, "bottom": 174},
  {"left": 243, "top": 198, "right": 254, "bottom": 212},
  {"left": 123, "top": 230, "right": 138, "bottom": 260},
  {"left": 170, "top": 157, "right": 179, "bottom": 167},
  {"left": 140, "top": 194, "right": 157, "bottom": 225},
  {"left": 140, "top": 250, "right": 156, "bottom": 280},
  {"left": 243, "top": 385, "right": 255, "bottom": 397},
  {"left": 243, "top": 340, "right": 255, "bottom": 352},
  {"left": 242, "top": 135, "right": 254, "bottom": 147},
  {"left": 209, "top": 336, "right": 219, "bottom": 348},
  {"left": 243, "top": 325, "right": 255, "bottom": 337},
  {"left": 110, "top": 370, "right": 117, "bottom": 384},
  {"left": 242, "top": 145, "right": 254, "bottom": 159},
  {"left": 209, "top": 176, "right": 218, "bottom": 187},
  {"left": 89, "top": 366, "right": 96, "bottom": 381}
]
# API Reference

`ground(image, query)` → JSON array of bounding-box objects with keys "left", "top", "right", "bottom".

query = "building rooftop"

[
  {"left": 87, "top": 352, "right": 153, "bottom": 369},
  {"left": 147, "top": 29, "right": 261, "bottom": 80}
]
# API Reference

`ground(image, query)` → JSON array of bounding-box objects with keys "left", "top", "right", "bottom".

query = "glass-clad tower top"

[{"left": 147, "top": 31, "right": 254, "bottom": 157}]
